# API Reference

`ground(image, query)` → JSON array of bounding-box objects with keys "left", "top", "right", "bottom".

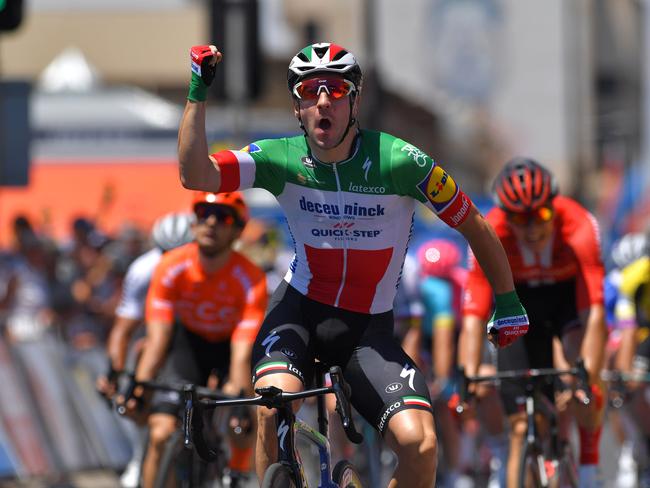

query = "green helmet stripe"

[{"left": 300, "top": 46, "right": 313, "bottom": 61}]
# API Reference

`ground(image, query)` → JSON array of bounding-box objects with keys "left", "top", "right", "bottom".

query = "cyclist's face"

[
  {"left": 192, "top": 205, "right": 241, "bottom": 256},
  {"left": 507, "top": 214, "right": 555, "bottom": 253},
  {"left": 293, "top": 75, "right": 359, "bottom": 155}
]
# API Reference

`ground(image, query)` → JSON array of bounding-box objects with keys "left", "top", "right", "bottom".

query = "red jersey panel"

[
  {"left": 463, "top": 195, "right": 604, "bottom": 320},
  {"left": 146, "top": 242, "right": 267, "bottom": 343}
]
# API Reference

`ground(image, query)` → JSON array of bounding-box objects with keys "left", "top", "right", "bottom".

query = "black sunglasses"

[{"left": 194, "top": 203, "right": 241, "bottom": 226}]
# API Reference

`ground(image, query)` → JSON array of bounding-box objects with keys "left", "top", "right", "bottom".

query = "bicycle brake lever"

[{"left": 329, "top": 366, "right": 364, "bottom": 444}]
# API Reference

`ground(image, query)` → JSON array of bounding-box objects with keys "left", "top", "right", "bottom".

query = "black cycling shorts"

[
  {"left": 151, "top": 324, "right": 231, "bottom": 416},
  {"left": 252, "top": 281, "right": 433, "bottom": 435},
  {"left": 497, "top": 280, "right": 581, "bottom": 415}
]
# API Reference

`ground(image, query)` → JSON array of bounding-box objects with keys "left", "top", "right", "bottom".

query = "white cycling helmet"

[
  {"left": 287, "top": 42, "right": 363, "bottom": 95},
  {"left": 151, "top": 212, "right": 195, "bottom": 252},
  {"left": 611, "top": 232, "right": 647, "bottom": 269}
]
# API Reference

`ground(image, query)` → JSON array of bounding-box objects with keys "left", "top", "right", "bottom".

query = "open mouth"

[{"left": 318, "top": 118, "right": 332, "bottom": 131}]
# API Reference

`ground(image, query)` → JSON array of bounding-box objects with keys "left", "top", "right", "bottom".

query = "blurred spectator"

[
  {"left": 0, "top": 226, "right": 54, "bottom": 343},
  {"left": 55, "top": 216, "right": 121, "bottom": 351}
]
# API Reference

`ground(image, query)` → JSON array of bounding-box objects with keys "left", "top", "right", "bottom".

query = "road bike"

[
  {"left": 117, "top": 373, "right": 241, "bottom": 488},
  {"left": 456, "top": 360, "right": 591, "bottom": 488},
  {"left": 184, "top": 363, "right": 364, "bottom": 488}
]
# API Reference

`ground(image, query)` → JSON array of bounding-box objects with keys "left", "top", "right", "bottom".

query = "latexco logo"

[{"left": 378, "top": 401, "right": 402, "bottom": 431}]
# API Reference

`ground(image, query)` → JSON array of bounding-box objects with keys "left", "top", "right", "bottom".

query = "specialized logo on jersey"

[
  {"left": 362, "top": 157, "right": 373, "bottom": 181},
  {"left": 401, "top": 143, "right": 430, "bottom": 167},
  {"left": 240, "top": 143, "right": 261, "bottom": 153}
]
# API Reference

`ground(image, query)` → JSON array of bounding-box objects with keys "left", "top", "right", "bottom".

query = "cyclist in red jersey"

[
  {"left": 126, "top": 191, "right": 267, "bottom": 488},
  {"left": 459, "top": 158, "right": 607, "bottom": 487}
]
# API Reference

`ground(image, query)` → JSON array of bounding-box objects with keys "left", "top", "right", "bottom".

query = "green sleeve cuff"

[{"left": 187, "top": 73, "right": 209, "bottom": 102}]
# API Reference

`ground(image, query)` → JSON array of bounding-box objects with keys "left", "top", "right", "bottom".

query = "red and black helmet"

[{"left": 491, "top": 157, "right": 558, "bottom": 212}]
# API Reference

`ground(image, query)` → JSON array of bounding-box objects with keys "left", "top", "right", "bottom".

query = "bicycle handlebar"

[
  {"left": 184, "top": 365, "right": 363, "bottom": 461},
  {"left": 456, "top": 359, "right": 591, "bottom": 414},
  {"left": 115, "top": 372, "right": 232, "bottom": 416}
]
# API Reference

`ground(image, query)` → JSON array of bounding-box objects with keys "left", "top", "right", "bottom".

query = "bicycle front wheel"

[
  {"left": 332, "top": 460, "right": 363, "bottom": 488},
  {"left": 518, "top": 441, "right": 545, "bottom": 488},
  {"left": 262, "top": 463, "right": 297, "bottom": 488}
]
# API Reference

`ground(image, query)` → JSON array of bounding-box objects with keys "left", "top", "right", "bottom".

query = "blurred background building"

[{"left": 0, "top": 0, "right": 648, "bottom": 247}]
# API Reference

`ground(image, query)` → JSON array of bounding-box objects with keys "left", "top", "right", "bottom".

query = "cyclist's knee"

[
  {"left": 386, "top": 410, "right": 438, "bottom": 468},
  {"left": 148, "top": 414, "right": 177, "bottom": 449},
  {"left": 508, "top": 413, "right": 527, "bottom": 440}
]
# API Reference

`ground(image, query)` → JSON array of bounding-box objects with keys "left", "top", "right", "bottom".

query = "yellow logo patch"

[{"left": 425, "top": 165, "right": 457, "bottom": 203}]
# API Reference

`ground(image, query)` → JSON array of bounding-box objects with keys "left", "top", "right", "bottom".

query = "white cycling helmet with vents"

[
  {"left": 287, "top": 42, "right": 362, "bottom": 95},
  {"left": 151, "top": 212, "right": 195, "bottom": 252}
]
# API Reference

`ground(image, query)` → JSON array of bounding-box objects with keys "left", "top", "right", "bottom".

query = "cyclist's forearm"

[
  {"left": 136, "top": 321, "right": 172, "bottom": 381},
  {"left": 457, "top": 207, "right": 514, "bottom": 294},
  {"left": 178, "top": 100, "right": 221, "bottom": 191},
  {"left": 227, "top": 340, "right": 253, "bottom": 395},
  {"left": 614, "top": 327, "right": 637, "bottom": 372},
  {"left": 107, "top": 316, "right": 139, "bottom": 371},
  {"left": 433, "top": 324, "right": 455, "bottom": 379},
  {"left": 459, "top": 315, "right": 484, "bottom": 376},
  {"left": 579, "top": 304, "right": 607, "bottom": 381}
]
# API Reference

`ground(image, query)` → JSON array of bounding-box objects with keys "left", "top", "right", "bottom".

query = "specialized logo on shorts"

[
  {"left": 240, "top": 143, "right": 261, "bottom": 153},
  {"left": 401, "top": 144, "right": 430, "bottom": 167},
  {"left": 262, "top": 330, "right": 280, "bottom": 357},
  {"left": 417, "top": 165, "right": 458, "bottom": 210},
  {"left": 385, "top": 382, "right": 403, "bottom": 393},
  {"left": 400, "top": 364, "right": 416, "bottom": 391}
]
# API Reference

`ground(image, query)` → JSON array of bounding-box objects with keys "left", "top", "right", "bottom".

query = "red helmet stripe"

[
  {"left": 496, "top": 186, "right": 521, "bottom": 212},
  {"left": 328, "top": 43, "right": 344, "bottom": 61},
  {"left": 533, "top": 166, "right": 542, "bottom": 196},
  {"left": 512, "top": 171, "right": 531, "bottom": 207}
]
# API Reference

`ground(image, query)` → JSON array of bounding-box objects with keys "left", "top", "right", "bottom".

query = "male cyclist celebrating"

[
  {"left": 460, "top": 158, "right": 607, "bottom": 487},
  {"left": 178, "top": 42, "right": 528, "bottom": 487}
]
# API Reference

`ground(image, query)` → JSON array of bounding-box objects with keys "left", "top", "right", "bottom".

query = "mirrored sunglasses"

[
  {"left": 194, "top": 203, "right": 237, "bottom": 226},
  {"left": 293, "top": 76, "right": 356, "bottom": 100},
  {"left": 507, "top": 206, "right": 554, "bottom": 226}
]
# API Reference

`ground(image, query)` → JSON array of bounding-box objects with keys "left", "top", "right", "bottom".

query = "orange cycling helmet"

[
  {"left": 191, "top": 191, "right": 249, "bottom": 226},
  {"left": 491, "top": 157, "right": 558, "bottom": 213}
]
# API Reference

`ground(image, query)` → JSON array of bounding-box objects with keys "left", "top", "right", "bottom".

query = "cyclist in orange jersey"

[{"left": 127, "top": 191, "right": 267, "bottom": 488}]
